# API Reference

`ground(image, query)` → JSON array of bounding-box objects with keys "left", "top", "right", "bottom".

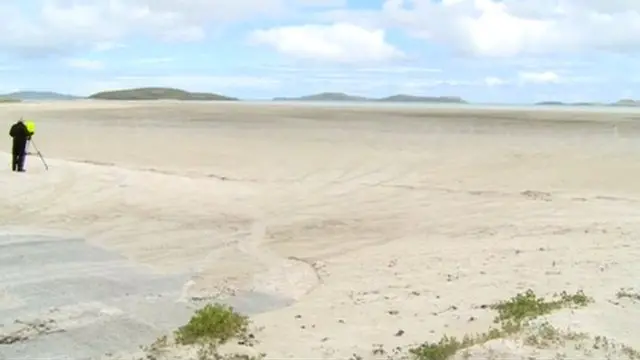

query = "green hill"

[
  {"left": 534, "top": 101, "right": 602, "bottom": 106},
  {"left": 376, "top": 94, "right": 467, "bottom": 103},
  {"left": 88, "top": 87, "right": 238, "bottom": 101},
  {"left": 273, "top": 92, "right": 467, "bottom": 103},
  {"left": 534, "top": 101, "right": 567, "bottom": 106},
  {"left": 0, "top": 97, "right": 21, "bottom": 103},
  {"left": 610, "top": 99, "right": 640, "bottom": 107},
  {"left": 273, "top": 92, "right": 370, "bottom": 102},
  {"left": 0, "top": 91, "right": 79, "bottom": 101}
]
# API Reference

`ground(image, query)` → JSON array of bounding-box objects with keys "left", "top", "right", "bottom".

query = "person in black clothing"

[{"left": 9, "top": 119, "right": 31, "bottom": 172}]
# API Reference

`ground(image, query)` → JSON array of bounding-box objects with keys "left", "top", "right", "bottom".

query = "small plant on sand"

[
  {"left": 140, "top": 335, "right": 171, "bottom": 360},
  {"left": 195, "top": 342, "right": 265, "bottom": 360},
  {"left": 616, "top": 288, "right": 640, "bottom": 302},
  {"left": 491, "top": 289, "right": 591, "bottom": 327},
  {"left": 139, "top": 304, "right": 262, "bottom": 360},
  {"left": 523, "top": 321, "right": 588, "bottom": 349},
  {"left": 408, "top": 290, "right": 593, "bottom": 360},
  {"left": 409, "top": 335, "right": 476, "bottom": 360},
  {"left": 175, "top": 304, "right": 250, "bottom": 346},
  {"left": 622, "top": 345, "right": 640, "bottom": 359}
]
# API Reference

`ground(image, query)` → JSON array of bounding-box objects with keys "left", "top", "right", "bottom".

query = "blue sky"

[{"left": 1, "top": 0, "right": 640, "bottom": 103}]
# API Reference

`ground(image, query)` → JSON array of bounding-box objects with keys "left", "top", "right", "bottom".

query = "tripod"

[{"left": 26, "top": 139, "right": 49, "bottom": 171}]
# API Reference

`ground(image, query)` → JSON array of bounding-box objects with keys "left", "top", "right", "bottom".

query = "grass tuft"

[
  {"left": 408, "top": 289, "right": 593, "bottom": 360},
  {"left": 409, "top": 335, "right": 475, "bottom": 360},
  {"left": 491, "top": 289, "right": 591, "bottom": 326},
  {"left": 174, "top": 304, "right": 250, "bottom": 346},
  {"left": 622, "top": 345, "right": 640, "bottom": 360},
  {"left": 616, "top": 288, "right": 640, "bottom": 302}
]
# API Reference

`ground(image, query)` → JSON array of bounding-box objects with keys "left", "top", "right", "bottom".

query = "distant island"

[
  {"left": 534, "top": 101, "right": 602, "bottom": 106},
  {"left": 273, "top": 92, "right": 467, "bottom": 104},
  {"left": 4, "top": 87, "right": 640, "bottom": 107},
  {"left": 534, "top": 100, "right": 640, "bottom": 107},
  {"left": 0, "top": 91, "right": 80, "bottom": 101},
  {"left": 609, "top": 99, "right": 640, "bottom": 107},
  {"left": 0, "top": 97, "right": 21, "bottom": 103},
  {"left": 377, "top": 94, "right": 466, "bottom": 103},
  {"left": 535, "top": 101, "right": 570, "bottom": 106},
  {"left": 274, "top": 92, "right": 369, "bottom": 102},
  {"left": 88, "top": 87, "right": 237, "bottom": 101}
]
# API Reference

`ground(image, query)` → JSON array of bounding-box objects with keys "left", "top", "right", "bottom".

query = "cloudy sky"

[{"left": 1, "top": 0, "right": 639, "bottom": 103}]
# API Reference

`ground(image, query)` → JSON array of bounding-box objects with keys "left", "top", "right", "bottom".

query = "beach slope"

[{"left": 1, "top": 101, "right": 639, "bottom": 359}]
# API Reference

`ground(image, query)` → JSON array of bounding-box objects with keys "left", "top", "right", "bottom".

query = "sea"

[
  {"left": 18, "top": 98, "right": 640, "bottom": 114},
  {"left": 242, "top": 100, "right": 640, "bottom": 114}
]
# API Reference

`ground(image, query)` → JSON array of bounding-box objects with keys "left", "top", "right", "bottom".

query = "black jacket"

[{"left": 9, "top": 121, "right": 30, "bottom": 142}]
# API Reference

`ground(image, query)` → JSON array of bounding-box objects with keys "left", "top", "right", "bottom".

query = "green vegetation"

[
  {"left": 174, "top": 304, "right": 250, "bottom": 346},
  {"left": 590, "top": 336, "right": 640, "bottom": 360},
  {"left": 522, "top": 321, "right": 588, "bottom": 348},
  {"left": 141, "top": 289, "right": 639, "bottom": 360},
  {"left": 409, "top": 335, "right": 479, "bottom": 360},
  {"left": 610, "top": 99, "right": 640, "bottom": 107},
  {"left": 534, "top": 101, "right": 602, "bottom": 106},
  {"left": 140, "top": 304, "right": 261, "bottom": 360},
  {"left": 616, "top": 288, "right": 640, "bottom": 301},
  {"left": 376, "top": 94, "right": 466, "bottom": 103},
  {"left": 0, "top": 91, "right": 81, "bottom": 100},
  {"left": 273, "top": 92, "right": 369, "bottom": 102},
  {"left": 0, "top": 97, "right": 21, "bottom": 103},
  {"left": 407, "top": 289, "right": 639, "bottom": 360},
  {"left": 88, "top": 87, "right": 237, "bottom": 101},
  {"left": 408, "top": 290, "right": 593, "bottom": 360},
  {"left": 490, "top": 290, "right": 591, "bottom": 326}
]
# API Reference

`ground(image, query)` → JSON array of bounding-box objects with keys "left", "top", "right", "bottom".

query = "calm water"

[
  {"left": 242, "top": 100, "right": 640, "bottom": 114},
  {"left": 18, "top": 99, "right": 640, "bottom": 114}
]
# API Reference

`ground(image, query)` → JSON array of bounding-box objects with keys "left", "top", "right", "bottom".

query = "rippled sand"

[{"left": 1, "top": 101, "right": 639, "bottom": 359}]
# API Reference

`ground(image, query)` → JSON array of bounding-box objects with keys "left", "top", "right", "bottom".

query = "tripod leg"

[{"left": 29, "top": 140, "right": 49, "bottom": 171}]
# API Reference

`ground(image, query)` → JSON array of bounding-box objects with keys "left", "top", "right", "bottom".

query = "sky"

[{"left": 1, "top": 0, "right": 640, "bottom": 103}]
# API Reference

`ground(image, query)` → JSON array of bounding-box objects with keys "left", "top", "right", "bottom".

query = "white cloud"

[
  {"left": 249, "top": 23, "right": 403, "bottom": 63},
  {"left": 133, "top": 57, "right": 174, "bottom": 64},
  {"left": 298, "top": 0, "right": 347, "bottom": 7},
  {"left": 518, "top": 71, "right": 561, "bottom": 84},
  {"left": 484, "top": 76, "right": 507, "bottom": 86},
  {"left": 256, "top": 64, "right": 440, "bottom": 73},
  {"left": 5, "top": 0, "right": 640, "bottom": 62},
  {"left": 113, "top": 75, "right": 279, "bottom": 90},
  {"left": 67, "top": 58, "right": 104, "bottom": 70},
  {"left": 92, "top": 42, "right": 126, "bottom": 52},
  {"left": 354, "top": 66, "right": 441, "bottom": 73},
  {"left": 73, "top": 74, "right": 280, "bottom": 96},
  {"left": 331, "top": 0, "right": 640, "bottom": 57},
  {"left": 482, "top": 71, "right": 602, "bottom": 87},
  {"left": 0, "top": 0, "right": 321, "bottom": 56}
]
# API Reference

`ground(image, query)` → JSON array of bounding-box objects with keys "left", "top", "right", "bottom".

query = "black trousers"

[{"left": 12, "top": 141, "right": 27, "bottom": 172}]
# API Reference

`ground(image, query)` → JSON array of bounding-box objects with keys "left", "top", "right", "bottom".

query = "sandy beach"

[{"left": 1, "top": 101, "right": 639, "bottom": 359}]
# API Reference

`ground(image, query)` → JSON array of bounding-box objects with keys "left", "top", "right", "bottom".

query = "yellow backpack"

[{"left": 25, "top": 120, "right": 35, "bottom": 135}]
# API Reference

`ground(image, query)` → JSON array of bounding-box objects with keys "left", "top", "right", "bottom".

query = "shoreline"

[{"left": 4, "top": 98, "right": 640, "bottom": 114}]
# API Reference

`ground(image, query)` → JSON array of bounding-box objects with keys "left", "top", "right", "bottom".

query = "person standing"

[{"left": 9, "top": 119, "right": 32, "bottom": 172}]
